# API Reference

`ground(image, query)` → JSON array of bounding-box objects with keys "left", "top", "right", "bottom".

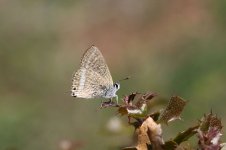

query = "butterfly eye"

[
  {"left": 72, "top": 87, "right": 76, "bottom": 90},
  {"left": 114, "top": 83, "right": 120, "bottom": 89}
]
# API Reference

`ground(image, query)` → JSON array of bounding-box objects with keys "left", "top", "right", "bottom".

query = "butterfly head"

[{"left": 113, "top": 82, "right": 120, "bottom": 91}]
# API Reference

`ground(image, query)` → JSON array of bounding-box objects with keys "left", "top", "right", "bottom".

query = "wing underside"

[{"left": 71, "top": 46, "right": 113, "bottom": 98}]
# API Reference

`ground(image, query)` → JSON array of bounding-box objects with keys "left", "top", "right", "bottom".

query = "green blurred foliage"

[{"left": 0, "top": 0, "right": 226, "bottom": 149}]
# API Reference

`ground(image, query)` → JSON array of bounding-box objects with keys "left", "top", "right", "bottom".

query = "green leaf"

[{"left": 173, "top": 125, "right": 199, "bottom": 144}]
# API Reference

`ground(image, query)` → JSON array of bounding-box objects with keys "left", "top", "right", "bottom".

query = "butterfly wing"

[{"left": 71, "top": 46, "right": 113, "bottom": 98}]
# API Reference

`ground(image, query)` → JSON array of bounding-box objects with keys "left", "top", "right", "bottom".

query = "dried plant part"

[
  {"left": 159, "top": 96, "right": 187, "bottom": 124},
  {"left": 197, "top": 127, "right": 222, "bottom": 150},
  {"left": 124, "top": 117, "right": 163, "bottom": 150},
  {"left": 118, "top": 92, "right": 157, "bottom": 119},
  {"left": 135, "top": 118, "right": 152, "bottom": 150},
  {"left": 100, "top": 100, "right": 119, "bottom": 108},
  {"left": 146, "top": 117, "right": 164, "bottom": 150},
  {"left": 135, "top": 92, "right": 157, "bottom": 108},
  {"left": 120, "top": 93, "right": 225, "bottom": 150},
  {"left": 197, "top": 112, "right": 223, "bottom": 150},
  {"left": 199, "top": 112, "right": 222, "bottom": 132},
  {"left": 118, "top": 104, "right": 147, "bottom": 120},
  {"left": 123, "top": 92, "right": 138, "bottom": 105}
]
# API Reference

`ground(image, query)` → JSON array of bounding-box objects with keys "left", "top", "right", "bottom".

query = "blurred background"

[{"left": 1, "top": 0, "right": 226, "bottom": 149}]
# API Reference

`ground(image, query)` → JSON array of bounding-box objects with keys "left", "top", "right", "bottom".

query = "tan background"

[{"left": 0, "top": 0, "right": 226, "bottom": 149}]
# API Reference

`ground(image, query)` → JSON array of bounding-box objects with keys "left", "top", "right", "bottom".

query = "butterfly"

[{"left": 71, "top": 46, "right": 120, "bottom": 104}]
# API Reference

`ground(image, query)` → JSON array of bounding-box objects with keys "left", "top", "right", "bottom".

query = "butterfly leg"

[
  {"left": 106, "top": 97, "right": 117, "bottom": 105},
  {"left": 115, "top": 95, "right": 118, "bottom": 104}
]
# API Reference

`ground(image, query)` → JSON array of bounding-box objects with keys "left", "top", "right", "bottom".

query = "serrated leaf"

[
  {"left": 199, "top": 112, "right": 222, "bottom": 132},
  {"left": 118, "top": 92, "right": 156, "bottom": 119},
  {"left": 135, "top": 92, "right": 157, "bottom": 108},
  {"left": 142, "top": 92, "right": 157, "bottom": 101},
  {"left": 123, "top": 92, "right": 138, "bottom": 105},
  {"left": 159, "top": 96, "right": 187, "bottom": 124}
]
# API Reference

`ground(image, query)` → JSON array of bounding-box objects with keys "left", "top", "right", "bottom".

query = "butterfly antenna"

[{"left": 119, "top": 76, "right": 131, "bottom": 82}]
